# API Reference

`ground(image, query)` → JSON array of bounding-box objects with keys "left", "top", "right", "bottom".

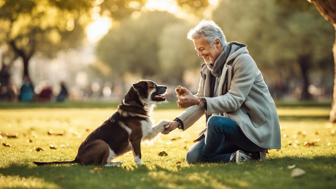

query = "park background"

[
  {"left": 0, "top": 0, "right": 335, "bottom": 189},
  {"left": 0, "top": 0, "right": 334, "bottom": 103}
]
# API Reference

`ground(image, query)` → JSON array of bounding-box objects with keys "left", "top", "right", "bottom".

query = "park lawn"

[{"left": 0, "top": 107, "right": 335, "bottom": 189}]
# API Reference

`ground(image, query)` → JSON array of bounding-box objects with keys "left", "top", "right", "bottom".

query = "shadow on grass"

[{"left": 0, "top": 156, "right": 335, "bottom": 189}]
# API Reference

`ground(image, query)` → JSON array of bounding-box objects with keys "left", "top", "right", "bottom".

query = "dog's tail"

[{"left": 34, "top": 160, "right": 76, "bottom": 166}]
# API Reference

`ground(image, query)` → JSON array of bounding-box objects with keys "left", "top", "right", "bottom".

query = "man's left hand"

[{"left": 177, "top": 95, "right": 200, "bottom": 108}]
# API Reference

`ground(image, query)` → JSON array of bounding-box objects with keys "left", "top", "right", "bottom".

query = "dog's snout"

[
  {"left": 156, "top": 85, "right": 167, "bottom": 92},
  {"left": 160, "top": 85, "right": 167, "bottom": 90}
]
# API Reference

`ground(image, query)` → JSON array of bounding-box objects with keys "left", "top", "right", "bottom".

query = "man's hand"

[
  {"left": 175, "top": 86, "right": 200, "bottom": 108},
  {"left": 175, "top": 86, "right": 193, "bottom": 96},
  {"left": 161, "top": 121, "right": 179, "bottom": 134},
  {"left": 177, "top": 95, "right": 200, "bottom": 108}
]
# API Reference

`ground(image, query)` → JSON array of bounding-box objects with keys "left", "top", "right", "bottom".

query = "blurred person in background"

[
  {"left": 19, "top": 76, "right": 34, "bottom": 102},
  {"left": 0, "top": 64, "right": 17, "bottom": 101},
  {"left": 162, "top": 20, "right": 281, "bottom": 164},
  {"left": 56, "top": 81, "right": 69, "bottom": 102}
]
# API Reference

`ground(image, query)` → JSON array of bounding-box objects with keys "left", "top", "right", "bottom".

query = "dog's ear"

[{"left": 133, "top": 81, "right": 148, "bottom": 99}]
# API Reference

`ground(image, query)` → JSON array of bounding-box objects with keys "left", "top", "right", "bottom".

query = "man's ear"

[{"left": 215, "top": 39, "right": 222, "bottom": 49}]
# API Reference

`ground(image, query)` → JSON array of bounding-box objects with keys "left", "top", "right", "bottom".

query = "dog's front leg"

[
  {"left": 130, "top": 135, "right": 142, "bottom": 166},
  {"left": 143, "top": 121, "right": 169, "bottom": 140}
]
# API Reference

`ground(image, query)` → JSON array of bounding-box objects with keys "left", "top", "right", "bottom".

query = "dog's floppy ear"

[{"left": 132, "top": 81, "right": 148, "bottom": 99}]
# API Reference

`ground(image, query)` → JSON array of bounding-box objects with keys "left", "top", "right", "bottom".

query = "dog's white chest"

[{"left": 140, "top": 120, "right": 153, "bottom": 138}]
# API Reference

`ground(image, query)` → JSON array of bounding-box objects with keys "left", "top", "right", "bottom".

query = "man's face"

[{"left": 193, "top": 36, "right": 223, "bottom": 66}]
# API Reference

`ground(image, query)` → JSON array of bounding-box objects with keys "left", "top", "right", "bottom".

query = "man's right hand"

[{"left": 161, "top": 121, "right": 179, "bottom": 134}]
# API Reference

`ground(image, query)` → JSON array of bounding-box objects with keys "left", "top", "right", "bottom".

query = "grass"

[{"left": 0, "top": 106, "right": 335, "bottom": 189}]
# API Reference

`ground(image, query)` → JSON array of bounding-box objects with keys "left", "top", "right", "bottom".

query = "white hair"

[{"left": 187, "top": 20, "right": 227, "bottom": 47}]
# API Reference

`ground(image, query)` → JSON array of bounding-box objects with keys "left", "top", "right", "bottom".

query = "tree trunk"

[
  {"left": 8, "top": 40, "right": 33, "bottom": 83},
  {"left": 308, "top": 0, "right": 336, "bottom": 122},
  {"left": 298, "top": 55, "right": 312, "bottom": 100},
  {"left": 22, "top": 57, "right": 31, "bottom": 81},
  {"left": 329, "top": 28, "right": 336, "bottom": 122}
]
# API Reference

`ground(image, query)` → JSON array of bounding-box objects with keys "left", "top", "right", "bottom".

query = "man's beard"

[{"left": 203, "top": 58, "right": 214, "bottom": 71}]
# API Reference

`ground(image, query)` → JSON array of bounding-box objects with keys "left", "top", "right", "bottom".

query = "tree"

[
  {"left": 100, "top": 0, "right": 146, "bottom": 20},
  {"left": 158, "top": 22, "right": 199, "bottom": 85},
  {"left": 96, "top": 11, "right": 180, "bottom": 82},
  {"left": 308, "top": 0, "right": 336, "bottom": 122},
  {"left": 0, "top": 0, "right": 148, "bottom": 84},
  {"left": 176, "top": 0, "right": 209, "bottom": 17},
  {"left": 212, "top": 0, "right": 333, "bottom": 100},
  {"left": 0, "top": 0, "right": 93, "bottom": 82}
]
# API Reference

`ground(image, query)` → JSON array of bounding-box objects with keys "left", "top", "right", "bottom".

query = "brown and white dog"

[{"left": 34, "top": 80, "right": 168, "bottom": 166}]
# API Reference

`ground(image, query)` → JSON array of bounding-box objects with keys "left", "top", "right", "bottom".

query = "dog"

[{"left": 34, "top": 80, "right": 168, "bottom": 166}]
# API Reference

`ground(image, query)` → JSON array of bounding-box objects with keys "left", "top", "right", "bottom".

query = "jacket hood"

[{"left": 226, "top": 42, "right": 249, "bottom": 63}]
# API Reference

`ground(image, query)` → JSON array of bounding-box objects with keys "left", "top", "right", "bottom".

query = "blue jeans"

[{"left": 186, "top": 116, "right": 265, "bottom": 163}]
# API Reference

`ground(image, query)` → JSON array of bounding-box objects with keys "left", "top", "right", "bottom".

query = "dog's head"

[{"left": 124, "top": 80, "right": 167, "bottom": 107}]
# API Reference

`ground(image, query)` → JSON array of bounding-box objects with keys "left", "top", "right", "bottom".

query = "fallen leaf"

[
  {"left": 4, "top": 133, "right": 18, "bottom": 139},
  {"left": 158, "top": 151, "right": 168, "bottom": 156},
  {"left": 49, "top": 144, "right": 57, "bottom": 150},
  {"left": 170, "top": 137, "right": 182, "bottom": 141},
  {"left": 303, "top": 141, "right": 318, "bottom": 147},
  {"left": 35, "top": 147, "right": 44, "bottom": 152},
  {"left": 47, "top": 130, "right": 65, "bottom": 136},
  {"left": 291, "top": 168, "right": 306, "bottom": 178},
  {"left": 287, "top": 164, "right": 296, "bottom": 169},
  {"left": 2, "top": 142, "right": 10, "bottom": 147}
]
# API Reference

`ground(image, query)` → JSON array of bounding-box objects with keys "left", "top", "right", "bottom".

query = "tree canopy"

[
  {"left": 0, "top": 0, "right": 94, "bottom": 79},
  {"left": 96, "top": 11, "right": 180, "bottom": 79},
  {"left": 212, "top": 0, "right": 333, "bottom": 99}
]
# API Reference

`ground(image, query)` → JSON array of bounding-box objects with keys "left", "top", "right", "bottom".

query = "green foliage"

[
  {"left": 96, "top": 11, "right": 180, "bottom": 78},
  {"left": 0, "top": 0, "right": 93, "bottom": 58},
  {"left": 213, "top": 0, "right": 333, "bottom": 67},
  {"left": 212, "top": 0, "right": 333, "bottom": 99},
  {"left": 0, "top": 0, "right": 154, "bottom": 80},
  {"left": 176, "top": 0, "right": 209, "bottom": 16},
  {"left": 158, "top": 22, "right": 199, "bottom": 84},
  {"left": 0, "top": 107, "right": 335, "bottom": 188},
  {"left": 100, "top": 0, "right": 147, "bottom": 20}
]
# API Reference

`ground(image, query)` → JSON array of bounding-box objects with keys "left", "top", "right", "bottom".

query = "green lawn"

[{"left": 0, "top": 106, "right": 335, "bottom": 189}]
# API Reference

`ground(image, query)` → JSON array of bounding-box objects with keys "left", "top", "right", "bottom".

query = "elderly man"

[{"left": 163, "top": 20, "right": 281, "bottom": 164}]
